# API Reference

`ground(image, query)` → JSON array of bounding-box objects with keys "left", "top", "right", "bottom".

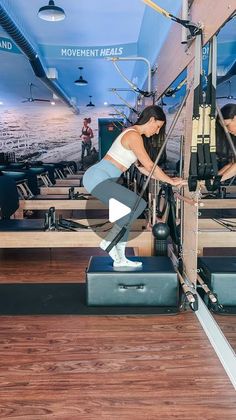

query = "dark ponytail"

[
  {"left": 220, "top": 103, "right": 236, "bottom": 120},
  {"left": 216, "top": 103, "right": 236, "bottom": 168},
  {"left": 136, "top": 105, "right": 167, "bottom": 165},
  {"left": 136, "top": 105, "right": 166, "bottom": 126}
]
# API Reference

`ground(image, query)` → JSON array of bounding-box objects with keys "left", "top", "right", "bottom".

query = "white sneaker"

[
  {"left": 115, "top": 242, "right": 143, "bottom": 268},
  {"left": 100, "top": 239, "right": 120, "bottom": 263},
  {"left": 113, "top": 260, "right": 143, "bottom": 269}
]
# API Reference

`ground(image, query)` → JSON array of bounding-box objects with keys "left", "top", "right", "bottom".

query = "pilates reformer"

[
  {"left": 40, "top": 186, "right": 88, "bottom": 195},
  {"left": 0, "top": 175, "right": 152, "bottom": 255},
  {"left": 3, "top": 168, "right": 101, "bottom": 219}
]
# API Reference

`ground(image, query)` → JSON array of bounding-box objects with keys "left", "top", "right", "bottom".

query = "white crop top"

[{"left": 107, "top": 128, "right": 137, "bottom": 168}]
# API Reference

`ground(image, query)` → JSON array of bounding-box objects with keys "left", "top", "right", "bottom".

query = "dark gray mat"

[{"left": 0, "top": 283, "right": 179, "bottom": 315}]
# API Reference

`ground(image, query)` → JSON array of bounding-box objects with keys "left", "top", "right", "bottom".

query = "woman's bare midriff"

[{"left": 104, "top": 154, "right": 127, "bottom": 172}]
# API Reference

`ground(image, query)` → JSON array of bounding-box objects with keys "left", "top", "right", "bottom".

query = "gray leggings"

[
  {"left": 91, "top": 179, "right": 146, "bottom": 242},
  {"left": 83, "top": 160, "right": 147, "bottom": 242}
]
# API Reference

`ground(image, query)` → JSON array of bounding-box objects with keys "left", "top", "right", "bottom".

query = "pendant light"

[
  {"left": 74, "top": 67, "right": 88, "bottom": 86},
  {"left": 38, "top": 1, "right": 66, "bottom": 22},
  {"left": 86, "top": 96, "right": 95, "bottom": 107}
]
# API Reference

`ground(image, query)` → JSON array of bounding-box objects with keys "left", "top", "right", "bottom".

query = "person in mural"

[
  {"left": 80, "top": 117, "right": 94, "bottom": 162},
  {"left": 83, "top": 105, "right": 186, "bottom": 269},
  {"left": 217, "top": 103, "right": 236, "bottom": 181}
]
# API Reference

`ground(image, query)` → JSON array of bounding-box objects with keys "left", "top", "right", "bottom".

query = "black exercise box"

[
  {"left": 86, "top": 256, "right": 179, "bottom": 307},
  {"left": 198, "top": 256, "right": 236, "bottom": 312}
]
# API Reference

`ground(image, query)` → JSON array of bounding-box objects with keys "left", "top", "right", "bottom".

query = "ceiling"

[
  {"left": 0, "top": 0, "right": 180, "bottom": 111},
  {"left": 0, "top": 0, "right": 235, "bottom": 114}
]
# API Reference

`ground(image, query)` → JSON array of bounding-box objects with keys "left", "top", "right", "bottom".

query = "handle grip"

[{"left": 119, "top": 284, "right": 145, "bottom": 290}]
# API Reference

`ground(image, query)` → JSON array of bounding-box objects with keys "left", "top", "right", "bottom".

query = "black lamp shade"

[
  {"left": 86, "top": 101, "right": 95, "bottom": 107},
  {"left": 74, "top": 76, "right": 88, "bottom": 86},
  {"left": 38, "top": 1, "right": 65, "bottom": 21},
  {"left": 86, "top": 96, "right": 95, "bottom": 106}
]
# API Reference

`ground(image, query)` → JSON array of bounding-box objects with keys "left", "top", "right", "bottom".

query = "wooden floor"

[{"left": 0, "top": 248, "right": 235, "bottom": 419}]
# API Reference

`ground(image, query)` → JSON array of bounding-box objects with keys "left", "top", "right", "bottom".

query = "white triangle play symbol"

[{"left": 109, "top": 198, "right": 131, "bottom": 223}]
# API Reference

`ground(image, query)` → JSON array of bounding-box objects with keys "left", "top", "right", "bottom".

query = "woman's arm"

[
  {"left": 135, "top": 165, "right": 153, "bottom": 177},
  {"left": 89, "top": 127, "right": 94, "bottom": 138},
  {"left": 218, "top": 162, "right": 234, "bottom": 176},
  {"left": 128, "top": 132, "right": 185, "bottom": 186},
  {"left": 221, "top": 163, "right": 236, "bottom": 181}
]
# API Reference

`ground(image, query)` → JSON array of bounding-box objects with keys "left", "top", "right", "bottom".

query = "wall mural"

[{"left": 0, "top": 105, "right": 111, "bottom": 164}]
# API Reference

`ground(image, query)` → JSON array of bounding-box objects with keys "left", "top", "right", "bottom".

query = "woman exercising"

[
  {"left": 80, "top": 117, "right": 94, "bottom": 161},
  {"left": 83, "top": 105, "right": 186, "bottom": 268},
  {"left": 217, "top": 103, "right": 236, "bottom": 181}
]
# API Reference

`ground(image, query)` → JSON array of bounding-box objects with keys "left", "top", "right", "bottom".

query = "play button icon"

[
  {"left": 109, "top": 198, "right": 131, "bottom": 223},
  {"left": 84, "top": 177, "right": 143, "bottom": 239}
]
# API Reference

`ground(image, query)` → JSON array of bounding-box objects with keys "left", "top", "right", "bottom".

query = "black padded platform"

[
  {"left": 0, "top": 219, "right": 44, "bottom": 231},
  {"left": 32, "top": 195, "right": 69, "bottom": 200},
  {"left": 0, "top": 175, "right": 21, "bottom": 217},
  {"left": 86, "top": 256, "right": 180, "bottom": 308},
  {"left": 31, "top": 195, "right": 87, "bottom": 200},
  {"left": 28, "top": 164, "right": 56, "bottom": 184},
  {"left": 1, "top": 170, "right": 39, "bottom": 195},
  {"left": 198, "top": 256, "right": 236, "bottom": 314},
  {"left": 1, "top": 170, "right": 27, "bottom": 183}
]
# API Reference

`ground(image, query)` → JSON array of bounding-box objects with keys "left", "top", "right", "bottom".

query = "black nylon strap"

[
  {"left": 188, "top": 152, "right": 198, "bottom": 191},
  {"left": 203, "top": 143, "right": 213, "bottom": 178},
  {"left": 189, "top": 36, "right": 219, "bottom": 191},
  {"left": 197, "top": 143, "right": 205, "bottom": 179},
  {"left": 156, "top": 184, "right": 168, "bottom": 218}
]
